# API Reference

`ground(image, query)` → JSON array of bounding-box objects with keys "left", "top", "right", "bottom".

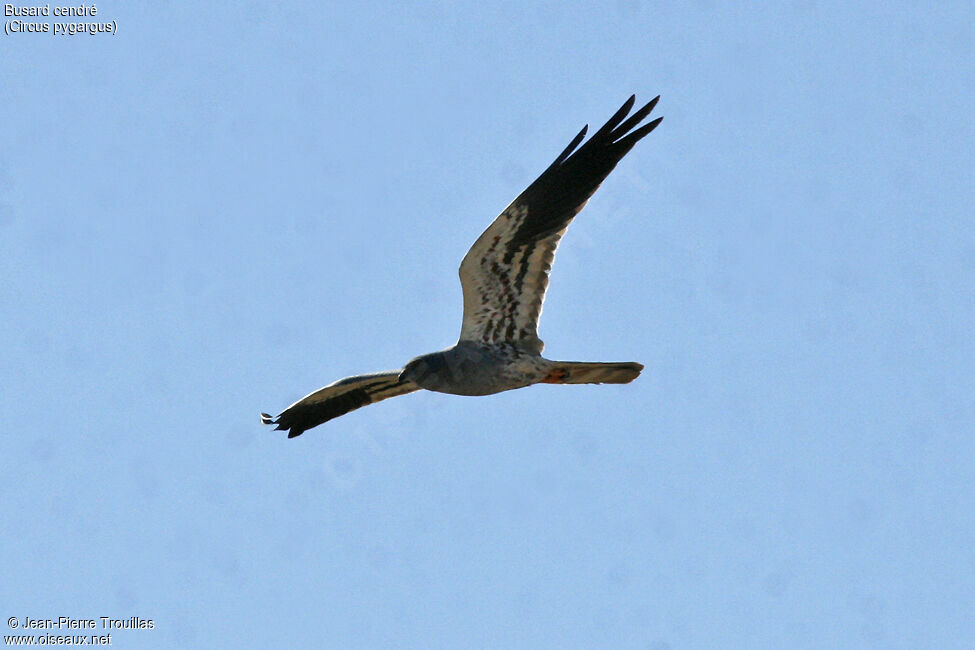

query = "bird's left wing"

[
  {"left": 458, "top": 95, "right": 662, "bottom": 354},
  {"left": 261, "top": 371, "right": 420, "bottom": 438}
]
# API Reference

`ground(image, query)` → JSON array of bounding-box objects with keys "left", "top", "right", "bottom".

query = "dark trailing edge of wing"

[{"left": 510, "top": 95, "right": 662, "bottom": 247}]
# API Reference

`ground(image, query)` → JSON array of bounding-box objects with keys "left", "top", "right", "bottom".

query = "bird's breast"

[{"left": 412, "top": 343, "right": 544, "bottom": 396}]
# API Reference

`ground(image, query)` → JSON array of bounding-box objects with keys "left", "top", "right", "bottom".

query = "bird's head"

[{"left": 398, "top": 352, "right": 447, "bottom": 388}]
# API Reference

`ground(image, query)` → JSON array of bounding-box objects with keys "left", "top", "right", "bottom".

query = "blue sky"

[{"left": 2, "top": 1, "right": 973, "bottom": 648}]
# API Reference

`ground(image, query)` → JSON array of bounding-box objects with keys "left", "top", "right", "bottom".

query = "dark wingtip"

[
  {"left": 264, "top": 411, "right": 302, "bottom": 437},
  {"left": 615, "top": 115, "right": 663, "bottom": 150},
  {"left": 615, "top": 95, "right": 637, "bottom": 117},
  {"left": 610, "top": 95, "right": 662, "bottom": 142},
  {"left": 548, "top": 124, "right": 590, "bottom": 170},
  {"left": 590, "top": 95, "right": 639, "bottom": 142}
]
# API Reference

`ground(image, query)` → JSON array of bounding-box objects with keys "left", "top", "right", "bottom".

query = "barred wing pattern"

[
  {"left": 458, "top": 95, "right": 662, "bottom": 353},
  {"left": 261, "top": 372, "right": 419, "bottom": 438}
]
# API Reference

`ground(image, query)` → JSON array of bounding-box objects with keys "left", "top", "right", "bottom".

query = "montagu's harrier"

[{"left": 262, "top": 95, "right": 662, "bottom": 437}]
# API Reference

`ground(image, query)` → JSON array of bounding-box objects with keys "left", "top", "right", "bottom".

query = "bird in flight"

[{"left": 262, "top": 95, "right": 662, "bottom": 437}]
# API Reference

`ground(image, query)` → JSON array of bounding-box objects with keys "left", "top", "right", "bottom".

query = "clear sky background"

[{"left": 2, "top": 2, "right": 973, "bottom": 648}]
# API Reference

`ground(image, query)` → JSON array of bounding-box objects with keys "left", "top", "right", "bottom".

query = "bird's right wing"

[
  {"left": 458, "top": 95, "right": 662, "bottom": 354},
  {"left": 261, "top": 371, "right": 420, "bottom": 438}
]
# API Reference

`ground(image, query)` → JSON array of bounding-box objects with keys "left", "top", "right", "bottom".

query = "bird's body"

[
  {"left": 402, "top": 341, "right": 547, "bottom": 396},
  {"left": 262, "top": 95, "right": 662, "bottom": 437},
  {"left": 401, "top": 342, "right": 644, "bottom": 397}
]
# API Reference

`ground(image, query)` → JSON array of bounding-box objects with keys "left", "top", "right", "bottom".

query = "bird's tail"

[{"left": 541, "top": 361, "right": 644, "bottom": 385}]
